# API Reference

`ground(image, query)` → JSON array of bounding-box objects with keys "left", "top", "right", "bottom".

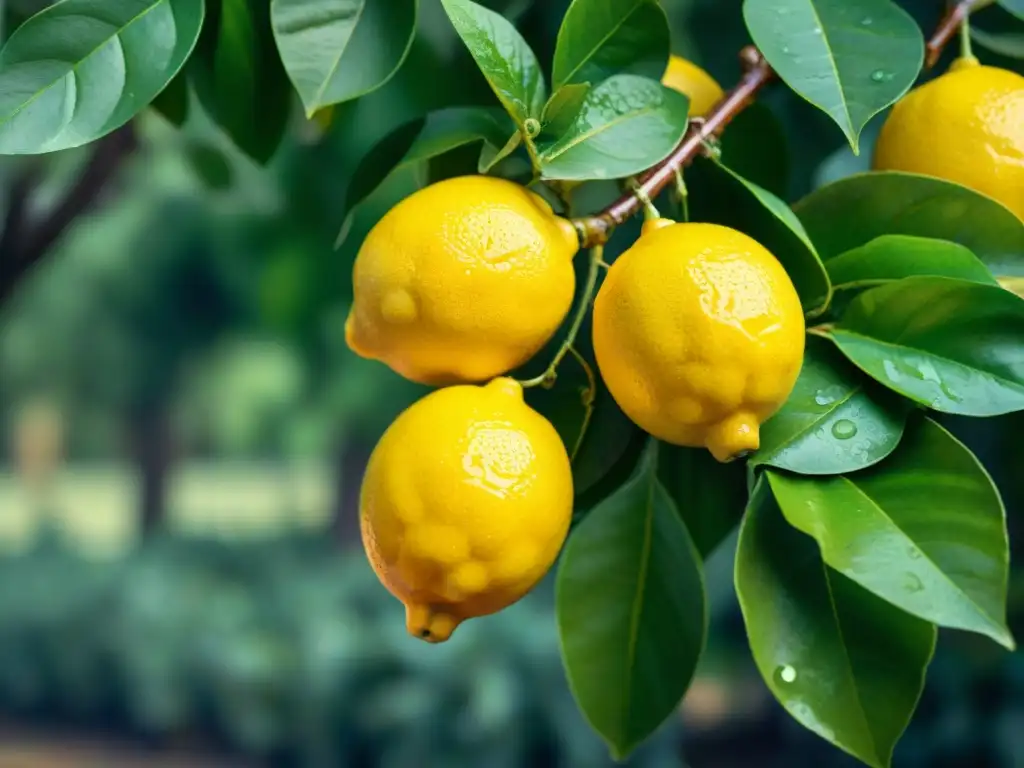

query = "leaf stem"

[{"left": 519, "top": 246, "right": 603, "bottom": 389}]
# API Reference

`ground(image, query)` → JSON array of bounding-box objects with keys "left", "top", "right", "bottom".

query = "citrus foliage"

[{"left": 0, "top": 0, "right": 1023, "bottom": 766}]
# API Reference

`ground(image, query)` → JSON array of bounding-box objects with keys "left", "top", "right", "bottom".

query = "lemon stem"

[
  {"left": 519, "top": 246, "right": 603, "bottom": 389},
  {"left": 674, "top": 168, "right": 690, "bottom": 223},
  {"left": 959, "top": 12, "right": 973, "bottom": 60},
  {"left": 629, "top": 181, "right": 661, "bottom": 221}
]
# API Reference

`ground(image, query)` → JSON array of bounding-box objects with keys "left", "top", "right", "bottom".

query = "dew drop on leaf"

[
  {"left": 903, "top": 573, "right": 924, "bottom": 594},
  {"left": 775, "top": 665, "right": 798, "bottom": 684},
  {"left": 870, "top": 70, "right": 894, "bottom": 83},
  {"left": 831, "top": 419, "right": 858, "bottom": 440}
]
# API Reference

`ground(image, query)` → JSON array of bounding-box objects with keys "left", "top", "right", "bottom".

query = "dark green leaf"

[
  {"left": 736, "top": 479, "right": 936, "bottom": 768},
  {"left": 477, "top": 129, "right": 521, "bottom": 173},
  {"left": 538, "top": 74, "right": 688, "bottom": 181},
  {"left": 717, "top": 102, "right": 790, "bottom": 198},
  {"left": 743, "top": 0, "right": 924, "bottom": 152},
  {"left": 0, "top": 0, "right": 204, "bottom": 154},
  {"left": 827, "top": 235, "right": 999, "bottom": 292},
  {"left": 998, "top": 0, "right": 1024, "bottom": 22},
  {"left": 271, "top": 0, "right": 417, "bottom": 117},
  {"left": 185, "top": 140, "right": 234, "bottom": 190},
  {"left": 658, "top": 443, "right": 747, "bottom": 557},
  {"left": 343, "top": 117, "right": 426, "bottom": 217},
  {"left": 827, "top": 276, "right": 1024, "bottom": 416},
  {"left": 441, "top": 0, "right": 546, "bottom": 128},
  {"left": 151, "top": 72, "right": 189, "bottom": 126},
  {"left": 405, "top": 106, "right": 513, "bottom": 165},
  {"left": 753, "top": 336, "right": 907, "bottom": 475},
  {"left": 551, "top": 0, "right": 669, "bottom": 89},
  {"left": 542, "top": 83, "right": 590, "bottom": 138},
  {"left": 687, "top": 156, "right": 831, "bottom": 313},
  {"left": 971, "top": 26, "right": 1024, "bottom": 58},
  {"left": 767, "top": 416, "right": 1013, "bottom": 649},
  {"left": 793, "top": 172, "right": 1024, "bottom": 277},
  {"left": 557, "top": 441, "right": 706, "bottom": 759},
  {"left": 193, "top": 0, "right": 292, "bottom": 163}
]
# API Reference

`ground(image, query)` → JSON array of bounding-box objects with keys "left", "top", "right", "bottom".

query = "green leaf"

[
  {"left": 826, "top": 276, "right": 1024, "bottom": 416},
  {"left": 185, "top": 140, "right": 234, "bottom": 190},
  {"left": 687, "top": 156, "right": 831, "bottom": 313},
  {"left": 193, "top": 0, "right": 292, "bottom": 163},
  {"left": 767, "top": 416, "right": 1013, "bottom": 649},
  {"left": 657, "top": 443, "right": 747, "bottom": 557},
  {"left": 551, "top": 0, "right": 669, "bottom": 90},
  {"left": 539, "top": 74, "right": 688, "bottom": 181},
  {"left": 998, "top": 0, "right": 1024, "bottom": 22},
  {"left": 753, "top": 336, "right": 907, "bottom": 475},
  {"left": 793, "top": 172, "right": 1024, "bottom": 277},
  {"left": 151, "top": 71, "right": 189, "bottom": 126},
  {"left": 271, "top": 0, "right": 417, "bottom": 117},
  {"left": 542, "top": 83, "right": 590, "bottom": 138},
  {"left": 477, "top": 128, "right": 521, "bottom": 173},
  {"left": 441, "top": 0, "right": 546, "bottom": 129},
  {"left": 716, "top": 102, "right": 790, "bottom": 198},
  {"left": 0, "top": 0, "right": 204, "bottom": 154},
  {"left": 971, "top": 26, "right": 1024, "bottom": 58},
  {"left": 557, "top": 440, "right": 706, "bottom": 760},
  {"left": 736, "top": 478, "right": 936, "bottom": 768},
  {"left": 827, "top": 235, "right": 999, "bottom": 292},
  {"left": 743, "top": 0, "right": 924, "bottom": 152}
]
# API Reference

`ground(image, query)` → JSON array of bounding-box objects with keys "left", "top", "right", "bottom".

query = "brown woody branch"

[
  {"left": 0, "top": 124, "right": 138, "bottom": 305},
  {"left": 574, "top": 0, "right": 977, "bottom": 248}
]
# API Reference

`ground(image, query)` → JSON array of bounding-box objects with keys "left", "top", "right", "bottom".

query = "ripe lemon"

[
  {"left": 873, "top": 57, "right": 1024, "bottom": 221},
  {"left": 345, "top": 176, "right": 579, "bottom": 385},
  {"left": 360, "top": 377, "right": 573, "bottom": 643},
  {"left": 592, "top": 220, "right": 805, "bottom": 462},
  {"left": 662, "top": 55, "right": 725, "bottom": 117}
]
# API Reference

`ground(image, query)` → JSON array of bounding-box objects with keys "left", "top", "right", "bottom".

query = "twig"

[
  {"left": 0, "top": 124, "right": 138, "bottom": 304},
  {"left": 573, "top": 47, "right": 775, "bottom": 247},
  {"left": 574, "top": 0, "right": 979, "bottom": 248}
]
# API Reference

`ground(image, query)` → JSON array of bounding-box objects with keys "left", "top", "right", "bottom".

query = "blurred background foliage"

[{"left": 0, "top": 0, "right": 1021, "bottom": 765}]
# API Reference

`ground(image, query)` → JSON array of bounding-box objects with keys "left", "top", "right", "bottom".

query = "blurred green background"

[{"left": 0, "top": 0, "right": 1022, "bottom": 766}]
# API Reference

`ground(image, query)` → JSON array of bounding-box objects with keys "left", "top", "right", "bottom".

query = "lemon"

[
  {"left": 592, "top": 220, "right": 805, "bottom": 462},
  {"left": 662, "top": 55, "right": 725, "bottom": 117},
  {"left": 360, "top": 377, "right": 573, "bottom": 643},
  {"left": 345, "top": 176, "right": 580, "bottom": 385},
  {"left": 873, "top": 58, "right": 1024, "bottom": 221}
]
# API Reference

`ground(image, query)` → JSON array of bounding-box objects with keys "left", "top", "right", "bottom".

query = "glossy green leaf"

[
  {"left": 477, "top": 129, "right": 521, "bottom": 173},
  {"left": 827, "top": 235, "right": 999, "bottom": 292},
  {"left": 551, "top": 0, "right": 669, "bottom": 89},
  {"left": 542, "top": 83, "right": 590, "bottom": 138},
  {"left": 538, "top": 74, "right": 688, "bottom": 181},
  {"left": 0, "top": 0, "right": 204, "bottom": 154},
  {"left": 753, "top": 336, "right": 907, "bottom": 475},
  {"left": 687, "top": 156, "right": 831, "bottom": 312},
  {"left": 441, "top": 0, "right": 546, "bottom": 129},
  {"left": 998, "top": 0, "right": 1024, "bottom": 22},
  {"left": 971, "top": 26, "right": 1024, "bottom": 58},
  {"left": 271, "top": 0, "right": 417, "bottom": 117},
  {"left": 827, "top": 276, "right": 1024, "bottom": 416},
  {"left": 768, "top": 416, "right": 1013, "bottom": 649},
  {"left": 716, "top": 102, "right": 790, "bottom": 198},
  {"left": 737, "top": 479, "right": 936, "bottom": 768},
  {"left": 743, "top": 0, "right": 923, "bottom": 152},
  {"left": 193, "top": 0, "right": 292, "bottom": 163},
  {"left": 794, "top": 172, "right": 1024, "bottom": 277},
  {"left": 151, "top": 71, "right": 189, "bottom": 126},
  {"left": 557, "top": 441, "right": 706, "bottom": 759},
  {"left": 657, "top": 444, "right": 747, "bottom": 557}
]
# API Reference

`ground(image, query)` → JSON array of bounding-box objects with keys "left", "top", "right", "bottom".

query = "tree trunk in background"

[
  {"left": 330, "top": 437, "right": 371, "bottom": 544},
  {"left": 132, "top": 404, "right": 174, "bottom": 538}
]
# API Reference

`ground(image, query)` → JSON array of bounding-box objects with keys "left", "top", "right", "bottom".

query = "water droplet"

[
  {"left": 940, "top": 382, "right": 963, "bottom": 402},
  {"left": 908, "top": 548, "right": 922, "bottom": 560},
  {"left": 812, "top": 27, "right": 822, "bottom": 35},
  {"left": 814, "top": 385, "right": 845, "bottom": 406},
  {"left": 782, "top": 45, "right": 791, "bottom": 54},
  {"left": 871, "top": 70, "right": 887, "bottom": 83},
  {"left": 861, "top": 16, "right": 873, "bottom": 26},
  {"left": 903, "top": 573, "right": 924, "bottom": 594},
  {"left": 776, "top": 665, "right": 798, "bottom": 684},
  {"left": 831, "top": 419, "right": 858, "bottom": 440}
]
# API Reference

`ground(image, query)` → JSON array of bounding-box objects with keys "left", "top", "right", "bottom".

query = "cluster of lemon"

[{"left": 348, "top": 50, "right": 1024, "bottom": 643}]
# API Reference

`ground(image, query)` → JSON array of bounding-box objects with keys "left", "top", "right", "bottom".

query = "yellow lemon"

[
  {"left": 360, "top": 377, "right": 573, "bottom": 643},
  {"left": 873, "top": 58, "right": 1024, "bottom": 221},
  {"left": 662, "top": 55, "right": 725, "bottom": 117},
  {"left": 592, "top": 220, "right": 805, "bottom": 462},
  {"left": 345, "top": 176, "right": 579, "bottom": 385}
]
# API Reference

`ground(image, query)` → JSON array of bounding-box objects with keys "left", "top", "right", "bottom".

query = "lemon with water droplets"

[
  {"left": 360, "top": 378, "right": 573, "bottom": 643},
  {"left": 345, "top": 176, "right": 580, "bottom": 385}
]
